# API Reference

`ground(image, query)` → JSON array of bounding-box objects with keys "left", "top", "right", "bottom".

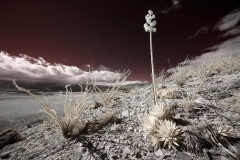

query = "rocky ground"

[{"left": 1, "top": 58, "right": 240, "bottom": 159}]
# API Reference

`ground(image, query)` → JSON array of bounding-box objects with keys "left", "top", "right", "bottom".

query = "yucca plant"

[
  {"left": 142, "top": 113, "right": 157, "bottom": 136},
  {"left": 217, "top": 125, "right": 239, "bottom": 138},
  {"left": 149, "top": 103, "right": 173, "bottom": 120},
  {"left": 144, "top": 10, "right": 158, "bottom": 105},
  {"left": 13, "top": 80, "right": 91, "bottom": 139},
  {"left": 151, "top": 119, "right": 183, "bottom": 149}
]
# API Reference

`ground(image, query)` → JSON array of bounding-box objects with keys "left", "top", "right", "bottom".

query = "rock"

[
  {"left": 155, "top": 149, "right": 164, "bottom": 157},
  {"left": 175, "top": 152, "right": 192, "bottom": 160},
  {"left": 0, "top": 129, "right": 22, "bottom": 149}
]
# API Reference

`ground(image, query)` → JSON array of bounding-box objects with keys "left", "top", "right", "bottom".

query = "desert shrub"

[{"left": 13, "top": 80, "right": 91, "bottom": 139}]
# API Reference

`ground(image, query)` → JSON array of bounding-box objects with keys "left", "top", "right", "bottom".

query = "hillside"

[{"left": 0, "top": 51, "right": 240, "bottom": 160}]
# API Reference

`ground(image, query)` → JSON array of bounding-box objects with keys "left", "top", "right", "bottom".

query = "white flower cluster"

[{"left": 144, "top": 10, "right": 157, "bottom": 32}]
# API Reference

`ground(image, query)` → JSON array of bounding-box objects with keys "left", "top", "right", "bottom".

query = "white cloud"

[
  {"left": 220, "top": 27, "right": 240, "bottom": 37},
  {"left": 188, "top": 26, "right": 210, "bottom": 39},
  {"left": 0, "top": 51, "right": 120, "bottom": 85},
  {"left": 216, "top": 8, "right": 240, "bottom": 31},
  {"left": 211, "top": 9, "right": 240, "bottom": 51},
  {"left": 96, "top": 64, "right": 111, "bottom": 71}
]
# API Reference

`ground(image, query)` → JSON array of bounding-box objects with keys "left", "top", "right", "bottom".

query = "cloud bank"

[
  {"left": 189, "top": 8, "right": 240, "bottom": 53},
  {"left": 0, "top": 51, "right": 120, "bottom": 85},
  {"left": 213, "top": 8, "right": 240, "bottom": 52}
]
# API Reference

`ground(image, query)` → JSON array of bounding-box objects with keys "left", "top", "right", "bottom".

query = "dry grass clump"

[
  {"left": 194, "top": 60, "right": 214, "bottom": 82},
  {"left": 178, "top": 91, "right": 195, "bottom": 112},
  {"left": 13, "top": 80, "right": 91, "bottom": 139},
  {"left": 175, "top": 67, "right": 187, "bottom": 86},
  {"left": 156, "top": 69, "right": 168, "bottom": 84},
  {"left": 217, "top": 52, "right": 240, "bottom": 75},
  {"left": 93, "top": 70, "right": 130, "bottom": 108}
]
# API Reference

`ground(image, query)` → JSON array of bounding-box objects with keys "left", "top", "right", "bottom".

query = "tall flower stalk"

[{"left": 144, "top": 10, "right": 157, "bottom": 105}]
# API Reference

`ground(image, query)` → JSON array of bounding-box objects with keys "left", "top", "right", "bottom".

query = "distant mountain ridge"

[{"left": 0, "top": 79, "right": 150, "bottom": 93}]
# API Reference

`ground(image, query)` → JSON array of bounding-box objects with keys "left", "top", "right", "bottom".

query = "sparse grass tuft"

[
  {"left": 175, "top": 67, "right": 187, "bottom": 86},
  {"left": 93, "top": 70, "right": 131, "bottom": 108},
  {"left": 13, "top": 80, "right": 91, "bottom": 139},
  {"left": 194, "top": 60, "right": 214, "bottom": 82}
]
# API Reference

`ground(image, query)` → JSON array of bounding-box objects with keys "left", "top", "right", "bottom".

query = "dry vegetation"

[
  {"left": 1, "top": 51, "right": 240, "bottom": 159},
  {"left": 13, "top": 80, "right": 91, "bottom": 139},
  {"left": 92, "top": 70, "right": 131, "bottom": 108},
  {"left": 142, "top": 51, "right": 240, "bottom": 159}
]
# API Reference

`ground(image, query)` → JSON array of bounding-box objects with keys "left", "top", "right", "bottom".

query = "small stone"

[
  {"left": 122, "top": 110, "right": 129, "bottom": 117},
  {"left": 155, "top": 149, "right": 164, "bottom": 157},
  {"left": 128, "top": 127, "right": 133, "bottom": 131},
  {"left": 134, "top": 128, "right": 138, "bottom": 132}
]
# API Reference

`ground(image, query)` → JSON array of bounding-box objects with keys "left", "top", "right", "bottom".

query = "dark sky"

[{"left": 0, "top": 0, "right": 240, "bottom": 81}]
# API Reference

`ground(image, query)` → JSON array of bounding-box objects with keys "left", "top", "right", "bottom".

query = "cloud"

[
  {"left": 211, "top": 35, "right": 240, "bottom": 53},
  {"left": 211, "top": 9, "right": 240, "bottom": 51},
  {"left": 188, "top": 26, "right": 210, "bottom": 39},
  {"left": 96, "top": 65, "right": 111, "bottom": 71},
  {"left": 219, "top": 27, "right": 240, "bottom": 37},
  {"left": 161, "top": 0, "right": 182, "bottom": 15},
  {"left": 0, "top": 51, "right": 120, "bottom": 85},
  {"left": 215, "top": 8, "right": 240, "bottom": 32}
]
